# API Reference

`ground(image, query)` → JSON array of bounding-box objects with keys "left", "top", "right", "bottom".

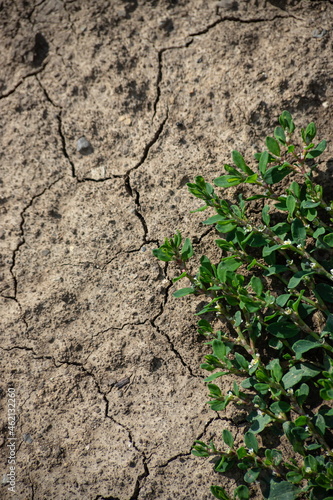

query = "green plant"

[{"left": 153, "top": 111, "right": 333, "bottom": 499}]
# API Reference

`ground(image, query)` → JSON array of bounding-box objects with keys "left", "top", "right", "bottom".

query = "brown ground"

[{"left": 1, "top": 1, "right": 333, "bottom": 499}]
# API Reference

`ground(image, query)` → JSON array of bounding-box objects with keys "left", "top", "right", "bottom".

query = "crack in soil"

[
  {"left": 51, "top": 356, "right": 151, "bottom": 493},
  {"left": 189, "top": 13, "right": 303, "bottom": 39},
  {"left": 150, "top": 298, "right": 200, "bottom": 379},
  {"left": 156, "top": 415, "right": 220, "bottom": 469},
  {"left": 194, "top": 415, "right": 221, "bottom": 442},
  {"left": 36, "top": 76, "right": 77, "bottom": 178},
  {"left": 152, "top": 11, "right": 302, "bottom": 121},
  {"left": 152, "top": 44, "right": 192, "bottom": 120},
  {"left": 7, "top": 177, "right": 63, "bottom": 301},
  {"left": 0, "top": 61, "right": 49, "bottom": 100},
  {"left": 26, "top": 0, "right": 48, "bottom": 23}
]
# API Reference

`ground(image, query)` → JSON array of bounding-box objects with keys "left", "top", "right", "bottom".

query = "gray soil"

[{"left": 1, "top": 0, "right": 333, "bottom": 498}]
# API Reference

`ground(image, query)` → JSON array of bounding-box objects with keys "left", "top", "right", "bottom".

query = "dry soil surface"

[{"left": 1, "top": 0, "right": 333, "bottom": 499}]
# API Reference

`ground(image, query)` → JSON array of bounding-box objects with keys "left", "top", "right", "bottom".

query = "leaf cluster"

[{"left": 153, "top": 112, "right": 333, "bottom": 499}]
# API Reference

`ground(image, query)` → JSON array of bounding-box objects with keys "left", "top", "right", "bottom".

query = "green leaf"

[
  {"left": 215, "top": 455, "right": 233, "bottom": 473},
  {"left": 181, "top": 238, "right": 194, "bottom": 261},
  {"left": 267, "top": 358, "right": 283, "bottom": 382},
  {"left": 286, "top": 195, "right": 296, "bottom": 216},
  {"left": 222, "top": 429, "right": 234, "bottom": 448},
  {"left": 323, "top": 233, "right": 333, "bottom": 247},
  {"left": 265, "top": 479, "right": 298, "bottom": 500},
  {"left": 234, "top": 485, "right": 250, "bottom": 500},
  {"left": 250, "top": 412, "right": 272, "bottom": 433},
  {"left": 274, "top": 126, "right": 286, "bottom": 144},
  {"left": 305, "top": 140, "right": 327, "bottom": 159},
  {"left": 291, "top": 218, "right": 306, "bottom": 246},
  {"left": 292, "top": 339, "right": 321, "bottom": 360},
  {"left": 232, "top": 150, "right": 254, "bottom": 175},
  {"left": 254, "top": 383, "right": 270, "bottom": 393},
  {"left": 172, "top": 271, "right": 187, "bottom": 283},
  {"left": 217, "top": 258, "right": 242, "bottom": 281},
  {"left": 270, "top": 401, "right": 291, "bottom": 415},
  {"left": 314, "top": 413, "right": 326, "bottom": 435},
  {"left": 262, "top": 244, "right": 284, "bottom": 257},
  {"left": 214, "top": 175, "right": 243, "bottom": 188},
  {"left": 152, "top": 248, "right": 174, "bottom": 261},
  {"left": 279, "top": 110, "right": 295, "bottom": 134},
  {"left": 259, "top": 150, "right": 269, "bottom": 175},
  {"left": 288, "top": 271, "right": 314, "bottom": 289},
  {"left": 315, "top": 283, "right": 333, "bottom": 303},
  {"left": 244, "top": 431, "right": 258, "bottom": 453},
  {"left": 282, "top": 363, "right": 321, "bottom": 389},
  {"left": 261, "top": 205, "right": 270, "bottom": 225},
  {"left": 244, "top": 468, "right": 260, "bottom": 483},
  {"left": 266, "top": 136, "right": 281, "bottom": 157},
  {"left": 204, "top": 371, "right": 228, "bottom": 382},
  {"left": 244, "top": 173, "right": 258, "bottom": 184},
  {"left": 286, "top": 471, "right": 303, "bottom": 484},
  {"left": 244, "top": 232, "right": 267, "bottom": 247},
  {"left": 235, "top": 352, "right": 249, "bottom": 370},
  {"left": 275, "top": 294, "right": 291, "bottom": 307},
  {"left": 215, "top": 239, "right": 235, "bottom": 251},
  {"left": 250, "top": 276, "right": 263, "bottom": 296},
  {"left": 208, "top": 383, "right": 222, "bottom": 397},
  {"left": 301, "top": 200, "right": 320, "bottom": 209},
  {"left": 304, "top": 122, "right": 317, "bottom": 144},
  {"left": 173, "top": 287, "right": 196, "bottom": 297},
  {"left": 295, "top": 383, "right": 309, "bottom": 406},
  {"left": 190, "top": 205, "right": 210, "bottom": 213},
  {"left": 216, "top": 222, "right": 238, "bottom": 233},
  {"left": 212, "top": 339, "right": 226, "bottom": 360},
  {"left": 265, "top": 265, "right": 289, "bottom": 276},
  {"left": 267, "top": 322, "right": 299, "bottom": 339},
  {"left": 290, "top": 181, "right": 300, "bottom": 198},
  {"left": 263, "top": 164, "right": 293, "bottom": 185},
  {"left": 210, "top": 485, "right": 230, "bottom": 500},
  {"left": 202, "top": 214, "right": 227, "bottom": 225}
]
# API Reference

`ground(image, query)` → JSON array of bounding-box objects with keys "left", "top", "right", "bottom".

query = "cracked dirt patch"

[{"left": 1, "top": 0, "right": 333, "bottom": 499}]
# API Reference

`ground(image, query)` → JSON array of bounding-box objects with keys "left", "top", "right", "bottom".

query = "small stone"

[
  {"left": 23, "top": 433, "right": 33, "bottom": 443},
  {"left": 312, "top": 28, "right": 328, "bottom": 39},
  {"left": 77, "top": 136, "right": 94, "bottom": 155},
  {"left": 41, "top": 249, "right": 50, "bottom": 256},
  {"left": 118, "top": 115, "right": 132, "bottom": 126}
]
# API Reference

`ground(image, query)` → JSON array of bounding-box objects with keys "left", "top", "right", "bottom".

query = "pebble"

[
  {"left": 312, "top": 28, "right": 328, "bottom": 39},
  {"left": 77, "top": 136, "right": 94, "bottom": 155},
  {"left": 118, "top": 115, "right": 132, "bottom": 126},
  {"left": 23, "top": 433, "right": 33, "bottom": 443}
]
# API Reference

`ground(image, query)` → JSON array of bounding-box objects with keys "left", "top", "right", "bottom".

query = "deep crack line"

[
  {"left": 7, "top": 177, "right": 63, "bottom": 300},
  {"left": 36, "top": 75, "right": 77, "bottom": 179},
  {"left": 188, "top": 13, "right": 303, "bottom": 38},
  {"left": 150, "top": 304, "right": 200, "bottom": 379},
  {"left": 152, "top": 12, "right": 300, "bottom": 119},
  {"left": 122, "top": 112, "right": 168, "bottom": 242},
  {"left": 55, "top": 356, "right": 150, "bottom": 492},
  {"left": 152, "top": 46, "right": 192, "bottom": 120},
  {"left": 157, "top": 416, "right": 220, "bottom": 470},
  {"left": 0, "top": 62, "right": 48, "bottom": 100},
  {"left": 127, "top": 111, "right": 169, "bottom": 177}
]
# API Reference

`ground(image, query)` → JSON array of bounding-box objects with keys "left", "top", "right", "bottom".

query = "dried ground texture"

[{"left": 1, "top": 0, "right": 333, "bottom": 499}]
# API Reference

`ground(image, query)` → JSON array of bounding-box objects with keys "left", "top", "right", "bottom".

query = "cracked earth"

[{"left": 1, "top": 0, "right": 333, "bottom": 498}]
